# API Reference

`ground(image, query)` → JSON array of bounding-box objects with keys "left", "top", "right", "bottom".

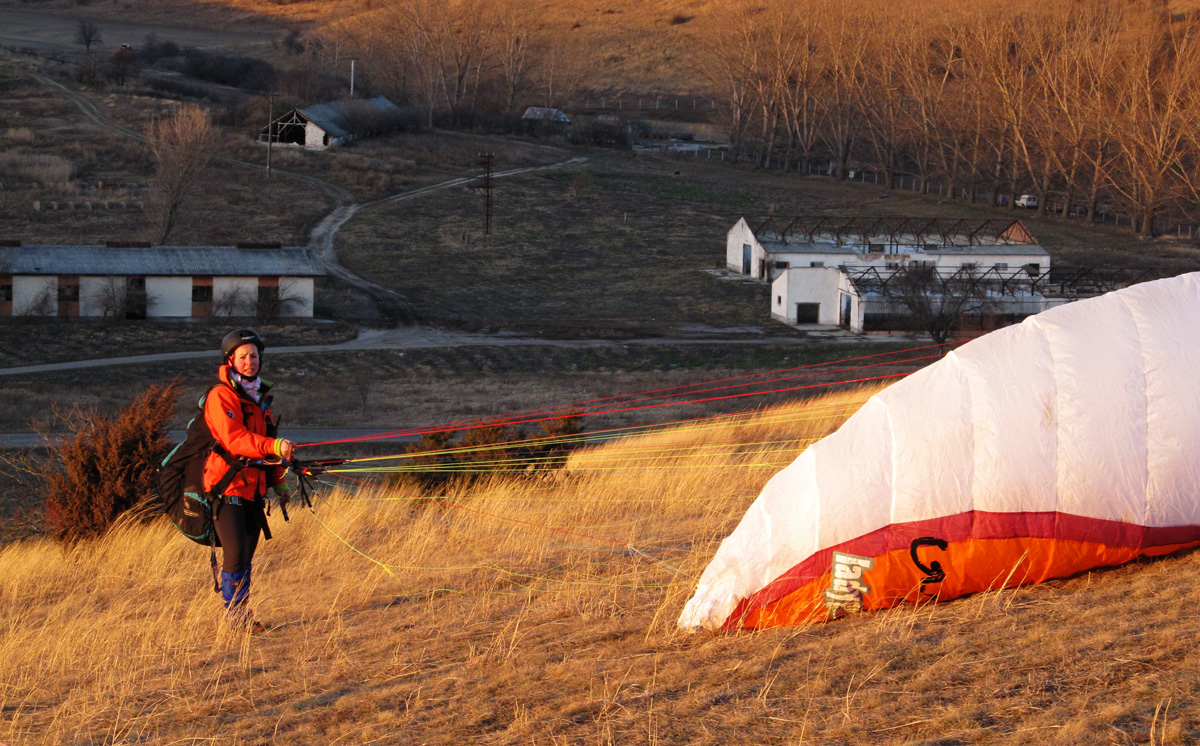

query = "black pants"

[{"left": 214, "top": 497, "right": 267, "bottom": 574}]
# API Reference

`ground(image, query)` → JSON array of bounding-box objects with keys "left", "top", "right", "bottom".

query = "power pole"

[
  {"left": 477, "top": 153, "right": 494, "bottom": 235},
  {"left": 349, "top": 58, "right": 357, "bottom": 98},
  {"left": 266, "top": 91, "right": 275, "bottom": 180}
]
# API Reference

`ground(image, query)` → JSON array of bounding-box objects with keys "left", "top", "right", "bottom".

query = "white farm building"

[
  {"left": 0, "top": 244, "right": 324, "bottom": 320},
  {"left": 725, "top": 216, "right": 1054, "bottom": 332}
]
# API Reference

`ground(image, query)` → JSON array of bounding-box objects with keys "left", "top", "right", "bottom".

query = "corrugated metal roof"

[
  {"left": 522, "top": 106, "right": 571, "bottom": 123},
  {"left": 298, "top": 96, "right": 405, "bottom": 139},
  {"left": 759, "top": 238, "right": 1049, "bottom": 257},
  {"left": 1, "top": 246, "right": 326, "bottom": 276}
]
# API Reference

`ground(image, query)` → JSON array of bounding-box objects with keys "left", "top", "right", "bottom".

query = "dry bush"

[
  {"left": 34, "top": 381, "right": 181, "bottom": 543},
  {"left": 145, "top": 104, "right": 218, "bottom": 245},
  {"left": 3, "top": 127, "right": 36, "bottom": 144},
  {"left": 0, "top": 151, "right": 75, "bottom": 190}
]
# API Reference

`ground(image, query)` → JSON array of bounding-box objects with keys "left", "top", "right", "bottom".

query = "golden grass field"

[{"left": 4, "top": 385, "right": 1200, "bottom": 744}]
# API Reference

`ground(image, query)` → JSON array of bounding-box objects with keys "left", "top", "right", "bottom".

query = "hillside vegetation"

[{"left": 4, "top": 387, "right": 1200, "bottom": 744}]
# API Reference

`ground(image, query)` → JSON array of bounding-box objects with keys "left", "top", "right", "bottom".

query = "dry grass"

[{"left": 5, "top": 386, "right": 1200, "bottom": 744}]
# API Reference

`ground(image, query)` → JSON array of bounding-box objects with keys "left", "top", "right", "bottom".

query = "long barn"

[{"left": 0, "top": 244, "right": 325, "bottom": 319}]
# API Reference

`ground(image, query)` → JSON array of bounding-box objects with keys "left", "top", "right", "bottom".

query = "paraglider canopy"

[{"left": 680, "top": 273, "right": 1200, "bottom": 630}]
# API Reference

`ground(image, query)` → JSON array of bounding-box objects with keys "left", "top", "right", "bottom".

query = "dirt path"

[
  {"left": 28, "top": 71, "right": 585, "bottom": 324},
  {"left": 0, "top": 324, "right": 882, "bottom": 378},
  {"left": 308, "top": 157, "right": 588, "bottom": 321}
]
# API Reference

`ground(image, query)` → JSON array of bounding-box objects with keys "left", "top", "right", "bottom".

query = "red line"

[
  {"left": 318, "top": 371, "right": 905, "bottom": 462},
  {"left": 299, "top": 344, "right": 946, "bottom": 448}
]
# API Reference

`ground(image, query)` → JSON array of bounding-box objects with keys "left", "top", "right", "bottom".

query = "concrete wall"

[
  {"left": 280, "top": 277, "right": 315, "bottom": 317},
  {"left": 9, "top": 274, "right": 316, "bottom": 319},
  {"left": 305, "top": 122, "right": 327, "bottom": 148},
  {"left": 147, "top": 277, "right": 192, "bottom": 317},
  {"left": 80, "top": 276, "right": 113, "bottom": 317},
  {"left": 726, "top": 218, "right": 760, "bottom": 275},
  {"left": 762, "top": 247, "right": 1049, "bottom": 275},
  {"left": 214, "top": 277, "right": 259, "bottom": 316},
  {"left": 12, "top": 275, "right": 56, "bottom": 316},
  {"left": 771, "top": 268, "right": 851, "bottom": 327}
]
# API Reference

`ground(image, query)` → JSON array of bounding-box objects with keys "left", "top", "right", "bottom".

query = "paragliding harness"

[{"left": 156, "top": 385, "right": 348, "bottom": 591}]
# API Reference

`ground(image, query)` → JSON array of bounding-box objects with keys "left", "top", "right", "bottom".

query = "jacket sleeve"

[{"left": 205, "top": 387, "right": 279, "bottom": 461}]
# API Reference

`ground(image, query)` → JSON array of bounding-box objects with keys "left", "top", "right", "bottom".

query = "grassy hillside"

[{"left": 4, "top": 386, "right": 1200, "bottom": 744}]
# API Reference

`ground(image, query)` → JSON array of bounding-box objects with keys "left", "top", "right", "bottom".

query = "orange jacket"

[{"left": 202, "top": 365, "right": 286, "bottom": 501}]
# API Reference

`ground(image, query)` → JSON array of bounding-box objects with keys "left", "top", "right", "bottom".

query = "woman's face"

[{"left": 230, "top": 343, "right": 261, "bottom": 378}]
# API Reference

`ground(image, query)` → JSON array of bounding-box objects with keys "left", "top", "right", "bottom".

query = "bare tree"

[
  {"left": 14, "top": 283, "right": 55, "bottom": 318},
  {"left": 145, "top": 105, "right": 217, "bottom": 245},
  {"left": 815, "top": 1, "right": 872, "bottom": 180},
  {"left": 1107, "top": 11, "right": 1200, "bottom": 236},
  {"left": 93, "top": 277, "right": 154, "bottom": 320},
  {"left": 255, "top": 280, "right": 305, "bottom": 322},
  {"left": 696, "top": 0, "right": 758, "bottom": 161},
  {"left": 213, "top": 285, "right": 254, "bottom": 318},
  {"left": 881, "top": 266, "right": 988, "bottom": 344},
  {"left": 537, "top": 33, "right": 589, "bottom": 109},
  {"left": 494, "top": 0, "right": 538, "bottom": 114},
  {"left": 75, "top": 20, "right": 102, "bottom": 52}
]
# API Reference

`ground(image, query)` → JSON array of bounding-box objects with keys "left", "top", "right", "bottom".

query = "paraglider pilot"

[{"left": 204, "top": 329, "right": 294, "bottom": 631}]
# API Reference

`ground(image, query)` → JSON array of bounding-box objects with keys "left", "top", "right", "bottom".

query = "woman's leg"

[{"left": 213, "top": 497, "right": 261, "bottom": 624}]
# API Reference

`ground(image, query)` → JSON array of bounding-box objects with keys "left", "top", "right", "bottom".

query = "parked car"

[{"left": 1016, "top": 194, "right": 1039, "bottom": 209}]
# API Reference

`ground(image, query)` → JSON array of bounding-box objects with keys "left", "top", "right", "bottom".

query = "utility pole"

[
  {"left": 349, "top": 58, "right": 357, "bottom": 98},
  {"left": 477, "top": 153, "right": 493, "bottom": 235},
  {"left": 265, "top": 91, "right": 275, "bottom": 179}
]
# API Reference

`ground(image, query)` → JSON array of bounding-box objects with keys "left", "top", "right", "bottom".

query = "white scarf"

[{"left": 231, "top": 371, "right": 262, "bottom": 402}]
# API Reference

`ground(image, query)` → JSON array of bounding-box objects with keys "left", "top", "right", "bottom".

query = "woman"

[{"left": 203, "top": 328, "right": 294, "bottom": 631}]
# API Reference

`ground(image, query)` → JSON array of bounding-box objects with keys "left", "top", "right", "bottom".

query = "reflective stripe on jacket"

[{"left": 202, "top": 364, "right": 284, "bottom": 501}]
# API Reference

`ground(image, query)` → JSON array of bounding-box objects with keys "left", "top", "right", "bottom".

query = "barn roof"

[
  {"left": 0, "top": 245, "right": 326, "bottom": 276},
  {"left": 522, "top": 106, "right": 571, "bottom": 123},
  {"left": 297, "top": 96, "right": 405, "bottom": 139}
]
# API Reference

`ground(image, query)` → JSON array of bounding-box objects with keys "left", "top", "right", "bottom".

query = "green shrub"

[{"left": 42, "top": 381, "right": 181, "bottom": 543}]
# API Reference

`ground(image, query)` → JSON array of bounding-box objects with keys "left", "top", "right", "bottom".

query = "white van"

[{"left": 1016, "top": 194, "right": 1039, "bottom": 209}]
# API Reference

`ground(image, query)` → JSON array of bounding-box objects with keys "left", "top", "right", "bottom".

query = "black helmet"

[{"left": 221, "top": 329, "right": 265, "bottom": 359}]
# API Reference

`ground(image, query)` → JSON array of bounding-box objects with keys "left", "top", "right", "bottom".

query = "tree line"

[
  {"left": 700, "top": 0, "right": 1200, "bottom": 236},
  {"left": 328, "top": 0, "right": 591, "bottom": 130}
]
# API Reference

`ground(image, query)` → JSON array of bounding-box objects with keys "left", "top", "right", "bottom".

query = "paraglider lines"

[{"left": 297, "top": 342, "right": 953, "bottom": 449}]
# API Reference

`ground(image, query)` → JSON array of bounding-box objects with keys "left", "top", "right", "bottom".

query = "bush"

[
  {"left": 176, "top": 48, "right": 277, "bottom": 90},
  {"left": 41, "top": 381, "right": 181, "bottom": 543},
  {"left": 398, "top": 412, "right": 584, "bottom": 493}
]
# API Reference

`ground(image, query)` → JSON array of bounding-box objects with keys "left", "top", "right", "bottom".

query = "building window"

[
  {"left": 1, "top": 283, "right": 14, "bottom": 302},
  {"left": 57, "top": 284, "right": 80, "bottom": 302},
  {"left": 192, "top": 285, "right": 213, "bottom": 303},
  {"left": 994, "top": 263, "right": 1008, "bottom": 271},
  {"left": 776, "top": 295, "right": 782, "bottom": 306},
  {"left": 961, "top": 262, "right": 978, "bottom": 271},
  {"left": 810, "top": 261, "right": 824, "bottom": 268}
]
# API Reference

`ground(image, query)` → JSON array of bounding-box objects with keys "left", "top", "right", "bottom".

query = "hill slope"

[{"left": 3, "top": 387, "right": 1200, "bottom": 744}]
